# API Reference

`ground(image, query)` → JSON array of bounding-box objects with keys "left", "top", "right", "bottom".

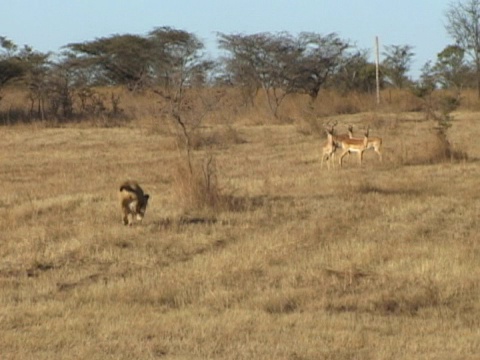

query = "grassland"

[{"left": 1, "top": 95, "right": 480, "bottom": 359}]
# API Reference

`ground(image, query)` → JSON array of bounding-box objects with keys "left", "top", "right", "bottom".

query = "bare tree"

[
  {"left": 445, "top": 0, "right": 480, "bottom": 97},
  {"left": 152, "top": 29, "right": 215, "bottom": 173}
]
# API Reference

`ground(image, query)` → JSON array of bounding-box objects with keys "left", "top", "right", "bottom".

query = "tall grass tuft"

[
  {"left": 172, "top": 156, "right": 222, "bottom": 213},
  {"left": 172, "top": 154, "right": 255, "bottom": 214}
]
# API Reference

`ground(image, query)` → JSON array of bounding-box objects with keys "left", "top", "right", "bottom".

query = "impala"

[
  {"left": 348, "top": 125, "right": 383, "bottom": 162},
  {"left": 329, "top": 120, "right": 350, "bottom": 146},
  {"left": 338, "top": 127, "right": 369, "bottom": 167},
  {"left": 320, "top": 120, "right": 349, "bottom": 169},
  {"left": 321, "top": 126, "right": 337, "bottom": 170}
]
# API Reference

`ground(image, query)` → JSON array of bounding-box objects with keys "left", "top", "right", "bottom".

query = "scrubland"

[{"left": 0, "top": 89, "right": 479, "bottom": 359}]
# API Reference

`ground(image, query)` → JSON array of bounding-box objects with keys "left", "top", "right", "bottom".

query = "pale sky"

[{"left": 3, "top": 0, "right": 453, "bottom": 78}]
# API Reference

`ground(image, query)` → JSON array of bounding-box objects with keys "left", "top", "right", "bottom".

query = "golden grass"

[{"left": 1, "top": 101, "right": 480, "bottom": 359}]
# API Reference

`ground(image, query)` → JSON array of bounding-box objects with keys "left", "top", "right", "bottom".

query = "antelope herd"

[{"left": 321, "top": 121, "right": 383, "bottom": 169}]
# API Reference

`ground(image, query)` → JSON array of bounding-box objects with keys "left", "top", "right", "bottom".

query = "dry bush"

[
  {"left": 172, "top": 157, "right": 221, "bottom": 212},
  {"left": 428, "top": 128, "right": 468, "bottom": 163},
  {"left": 379, "top": 89, "right": 424, "bottom": 112},
  {"left": 453, "top": 89, "right": 480, "bottom": 111},
  {"left": 399, "top": 121, "right": 468, "bottom": 166},
  {"left": 261, "top": 291, "right": 300, "bottom": 314},
  {"left": 189, "top": 126, "right": 247, "bottom": 150},
  {"left": 294, "top": 114, "right": 326, "bottom": 137},
  {"left": 290, "top": 89, "right": 421, "bottom": 121},
  {"left": 313, "top": 91, "right": 361, "bottom": 116},
  {"left": 171, "top": 155, "right": 257, "bottom": 215},
  {"left": 371, "top": 279, "right": 441, "bottom": 316},
  {"left": 171, "top": 154, "right": 254, "bottom": 214}
]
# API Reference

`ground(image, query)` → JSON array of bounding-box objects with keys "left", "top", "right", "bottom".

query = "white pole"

[{"left": 375, "top": 36, "right": 380, "bottom": 105}]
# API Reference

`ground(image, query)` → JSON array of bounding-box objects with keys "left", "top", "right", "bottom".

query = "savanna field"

[{"left": 1, "top": 88, "right": 480, "bottom": 359}]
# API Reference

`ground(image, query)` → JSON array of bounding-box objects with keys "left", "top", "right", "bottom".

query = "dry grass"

[{"left": 1, "top": 94, "right": 480, "bottom": 359}]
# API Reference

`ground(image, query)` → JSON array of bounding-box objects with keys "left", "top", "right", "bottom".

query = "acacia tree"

[
  {"left": 0, "top": 38, "right": 57, "bottom": 122},
  {"left": 65, "top": 27, "right": 212, "bottom": 94},
  {"left": 328, "top": 49, "right": 382, "bottom": 94},
  {"left": 218, "top": 32, "right": 349, "bottom": 115},
  {"left": 65, "top": 34, "right": 154, "bottom": 91},
  {"left": 149, "top": 27, "right": 211, "bottom": 89},
  {"left": 0, "top": 37, "right": 25, "bottom": 96},
  {"left": 293, "top": 32, "right": 350, "bottom": 99},
  {"left": 217, "top": 33, "right": 265, "bottom": 106},
  {"left": 20, "top": 46, "right": 50, "bottom": 120},
  {"left": 382, "top": 44, "right": 415, "bottom": 88},
  {"left": 218, "top": 32, "right": 298, "bottom": 116},
  {"left": 445, "top": 0, "right": 480, "bottom": 97},
  {"left": 254, "top": 33, "right": 300, "bottom": 116}
]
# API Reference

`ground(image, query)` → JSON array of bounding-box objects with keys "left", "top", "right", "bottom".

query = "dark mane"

[{"left": 120, "top": 183, "right": 137, "bottom": 193}]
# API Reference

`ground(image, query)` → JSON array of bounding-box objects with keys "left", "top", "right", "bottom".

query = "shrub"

[{"left": 172, "top": 156, "right": 222, "bottom": 212}]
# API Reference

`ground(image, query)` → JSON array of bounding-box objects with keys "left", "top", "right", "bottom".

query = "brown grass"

[{"left": 1, "top": 90, "right": 480, "bottom": 359}]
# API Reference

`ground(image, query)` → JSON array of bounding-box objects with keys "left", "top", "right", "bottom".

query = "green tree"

[
  {"left": 217, "top": 32, "right": 264, "bottom": 106},
  {"left": 293, "top": 32, "right": 350, "bottom": 99},
  {"left": 330, "top": 50, "right": 383, "bottom": 94},
  {"left": 433, "top": 45, "right": 470, "bottom": 90},
  {"left": 0, "top": 37, "right": 25, "bottom": 89},
  {"left": 19, "top": 46, "right": 51, "bottom": 120},
  {"left": 411, "top": 61, "right": 437, "bottom": 118},
  {"left": 149, "top": 27, "right": 210, "bottom": 89},
  {"left": 65, "top": 28, "right": 209, "bottom": 93},
  {"left": 66, "top": 34, "right": 153, "bottom": 91}
]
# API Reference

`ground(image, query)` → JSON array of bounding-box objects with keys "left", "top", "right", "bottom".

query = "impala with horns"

[
  {"left": 327, "top": 120, "right": 350, "bottom": 146},
  {"left": 321, "top": 120, "right": 349, "bottom": 169},
  {"left": 348, "top": 125, "right": 383, "bottom": 162},
  {"left": 321, "top": 125, "right": 337, "bottom": 170},
  {"left": 338, "top": 127, "right": 369, "bottom": 167}
]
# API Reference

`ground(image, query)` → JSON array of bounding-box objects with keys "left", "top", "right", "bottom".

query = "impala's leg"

[
  {"left": 327, "top": 146, "right": 337, "bottom": 170},
  {"left": 331, "top": 144, "right": 337, "bottom": 169},
  {"left": 322, "top": 151, "right": 330, "bottom": 169},
  {"left": 339, "top": 149, "right": 349, "bottom": 167},
  {"left": 325, "top": 151, "right": 333, "bottom": 170},
  {"left": 376, "top": 146, "right": 383, "bottom": 162}
]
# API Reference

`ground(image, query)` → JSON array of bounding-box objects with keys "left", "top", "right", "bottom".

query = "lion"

[{"left": 118, "top": 181, "right": 150, "bottom": 226}]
